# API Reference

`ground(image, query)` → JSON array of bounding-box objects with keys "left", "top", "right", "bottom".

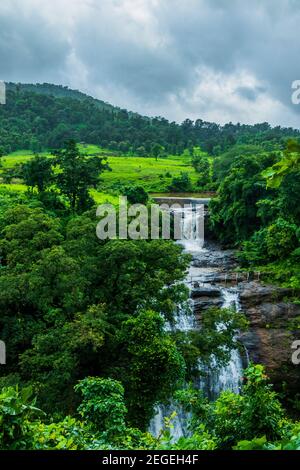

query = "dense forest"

[
  {"left": 0, "top": 83, "right": 299, "bottom": 156},
  {"left": 210, "top": 140, "right": 300, "bottom": 289},
  {"left": 0, "top": 84, "right": 300, "bottom": 451}
]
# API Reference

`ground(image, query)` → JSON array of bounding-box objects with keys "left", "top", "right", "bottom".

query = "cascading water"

[
  {"left": 149, "top": 203, "right": 245, "bottom": 439},
  {"left": 199, "top": 288, "right": 244, "bottom": 399}
]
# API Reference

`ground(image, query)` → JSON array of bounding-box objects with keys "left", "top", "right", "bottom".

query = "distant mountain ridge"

[
  {"left": 6, "top": 82, "right": 117, "bottom": 112},
  {"left": 0, "top": 82, "right": 299, "bottom": 155}
]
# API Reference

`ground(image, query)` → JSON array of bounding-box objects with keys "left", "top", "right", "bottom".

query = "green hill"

[
  {"left": 1, "top": 82, "right": 299, "bottom": 156},
  {"left": 6, "top": 82, "right": 116, "bottom": 112}
]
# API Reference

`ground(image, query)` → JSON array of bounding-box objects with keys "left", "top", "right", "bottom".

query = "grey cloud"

[
  {"left": 0, "top": 0, "right": 299, "bottom": 126},
  {"left": 0, "top": 2, "right": 71, "bottom": 84},
  {"left": 236, "top": 86, "right": 265, "bottom": 102}
]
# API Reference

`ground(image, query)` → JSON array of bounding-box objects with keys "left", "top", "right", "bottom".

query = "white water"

[
  {"left": 149, "top": 205, "right": 244, "bottom": 439},
  {"left": 174, "top": 204, "right": 205, "bottom": 253},
  {"left": 199, "top": 288, "right": 243, "bottom": 399}
]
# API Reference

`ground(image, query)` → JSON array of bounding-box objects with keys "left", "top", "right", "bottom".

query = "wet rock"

[
  {"left": 239, "top": 281, "right": 300, "bottom": 392},
  {"left": 191, "top": 287, "right": 221, "bottom": 298},
  {"left": 239, "top": 282, "right": 294, "bottom": 308},
  {"left": 192, "top": 248, "right": 238, "bottom": 270},
  {"left": 241, "top": 302, "right": 300, "bottom": 328},
  {"left": 193, "top": 297, "right": 223, "bottom": 315}
]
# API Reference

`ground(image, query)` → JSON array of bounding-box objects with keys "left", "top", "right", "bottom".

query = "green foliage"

[
  {"left": 239, "top": 218, "right": 299, "bottom": 265},
  {"left": 158, "top": 422, "right": 217, "bottom": 450},
  {"left": 151, "top": 143, "right": 165, "bottom": 160},
  {"left": 192, "top": 154, "right": 212, "bottom": 189},
  {"left": 1, "top": 364, "right": 299, "bottom": 451},
  {"left": 113, "top": 310, "right": 186, "bottom": 429},
  {"left": 123, "top": 185, "right": 149, "bottom": 205},
  {"left": 238, "top": 228, "right": 269, "bottom": 266},
  {"left": 265, "top": 218, "right": 298, "bottom": 259},
  {"left": 93, "top": 239, "right": 190, "bottom": 319},
  {"left": 75, "top": 377, "right": 127, "bottom": 441},
  {"left": 234, "top": 435, "right": 268, "bottom": 450},
  {"left": 278, "top": 170, "right": 300, "bottom": 224},
  {"left": 2, "top": 84, "right": 297, "bottom": 157},
  {"left": 234, "top": 423, "right": 300, "bottom": 450},
  {"left": 212, "top": 364, "right": 285, "bottom": 448},
  {"left": 0, "top": 386, "right": 42, "bottom": 450},
  {"left": 210, "top": 154, "right": 272, "bottom": 245},
  {"left": 192, "top": 155, "right": 210, "bottom": 173},
  {"left": 176, "top": 364, "right": 288, "bottom": 450},
  {"left": 263, "top": 140, "right": 300, "bottom": 188},
  {"left": 210, "top": 139, "right": 300, "bottom": 292},
  {"left": 212, "top": 144, "right": 265, "bottom": 182},
  {"left": 18, "top": 305, "right": 108, "bottom": 412},
  {"left": 0, "top": 205, "right": 63, "bottom": 267},
  {"left": 54, "top": 140, "right": 110, "bottom": 212},
  {"left": 0, "top": 196, "right": 192, "bottom": 418},
  {"left": 29, "top": 416, "right": 88, "bottom": 450},
  {"left": 0, "top": 381, "right": 154, "bottom": 450},
  {"left": 21, "top": 156, "right": 53, "bottom": 192},
  {"left": 181, "top": 307, "right": 248, "bottom": 375},
  {"left": 232, "top": 141, "right": 300, "bottom": 283},
  {"left": 168, "top": 172, "right": 193, "bottom": 192}
]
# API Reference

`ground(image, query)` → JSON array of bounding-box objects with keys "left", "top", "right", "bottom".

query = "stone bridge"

[{"left": 151, "top": 196, "right": 211, "bottom": 207}]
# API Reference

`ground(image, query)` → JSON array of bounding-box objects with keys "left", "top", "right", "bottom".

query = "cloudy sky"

[{"left": 0, "top": 0, "right": 300, "bottom": 126}]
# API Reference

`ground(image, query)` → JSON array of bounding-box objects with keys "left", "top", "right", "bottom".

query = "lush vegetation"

[
  {"left": 209, "top": 141, "right": 300, "bottom": 289},
  {"left": 1, "top": 83, "right": 300, "bottom": 451},
  {"left": 0, "top": 158, "right": 248, "bottom": 446},
  {"left": 2, "top": 364, "right": 300, "bottom": 450},
  {"left": 1, "top": 83, "right": 299, "bottom": 157},
  {"left": 0, "top": 142, "right": 247, "bottom": 433},
  {"left": 0, "top": 146, "right": 201, "bottom": 194}
]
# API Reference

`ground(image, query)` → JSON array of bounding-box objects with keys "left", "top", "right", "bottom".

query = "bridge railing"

[{"left": 187, "top": 271, "right": 262, "bottom": 286}]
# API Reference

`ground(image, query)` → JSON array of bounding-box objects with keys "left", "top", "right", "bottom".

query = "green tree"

[
  {"left": 192, "top": 155, "right": 211, "bottom": 188},
  {"left": 263, "top": 140, "right": 300, "bottom": 188},
  {"left": 93, "top": 239, "right": 190, "bottom": 318},
  {"left": 114, "top": 310, "right": 185, "bottom": 429},
  {"left": 176, "top": 364, "right": 286, "bottom": 449},
  {"left": 0, "top": 386, "right": 42, "bottom": 450},
  {"left": 21, "top": 156, "right": 53, "bottom": 192},
  {"left": 123, "top": 185, "right": 149, "bottom": 204},
  {"left": 0, "top": 205, "right": 63, "bottom": 267},
  {"left": 211, "top": 364, "right": 285, "bottom": 448},
  {"left": 54, "top": 140, "right": 110, "bottom": 212},
  {"left": 210, "top": 155, "right": 272, "bottom": 245},
  {"left": 75, "top": 377, "right": 127, "bottom": 441},
  {"left": 19, "top": 305, "right": 108, "bottom": 413},
  {"left": 265, "top": 218, "right": 298, "bottom": 259},
  {"left": 152, "top": 143, "right": 164, "bottom": 161},
  {"left": 168, "top": 172, "right": 193, "bottom": 192}
]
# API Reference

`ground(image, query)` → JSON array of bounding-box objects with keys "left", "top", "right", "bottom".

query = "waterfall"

[
  {"left": 174, "top": 203, "right": 205, "bottom": 253},
  {"left": 149, "top": 204, "right": 245, "bottom": 439},
  {"left": 199, "top": 287, "right": 243, "bottom": 399},
  {"left": 149, "top": 403, "right": 190, "bottom": 440}
]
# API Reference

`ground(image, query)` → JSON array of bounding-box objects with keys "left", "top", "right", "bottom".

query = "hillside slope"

[{"left": 0, "top": 82, "right": 299, "bottom": 155}]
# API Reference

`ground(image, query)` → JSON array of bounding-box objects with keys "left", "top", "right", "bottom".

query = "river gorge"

[{"left": 149, "top": 201, "right": 300, "bottom": 438}]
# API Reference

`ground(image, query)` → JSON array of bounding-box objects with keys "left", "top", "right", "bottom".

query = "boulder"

[
  {"left": 193, "top": 297, "right": 223, "bottom": 315},
  {"left": 192, "top": 248, "right": 238, "bottom": 270},
  {"left": 191, "top": 286, "right": 221, "bottom": 298},
  {"left": 239, "top": 282, "right": 293, "bottom": 308},
  {"left": 239, "top": 282, "right": 300, "bottom": 392}
]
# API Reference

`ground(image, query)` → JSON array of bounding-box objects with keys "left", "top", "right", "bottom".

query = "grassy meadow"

[{"left": 0, "top": 144, "right": 201, "bottom": 198}]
